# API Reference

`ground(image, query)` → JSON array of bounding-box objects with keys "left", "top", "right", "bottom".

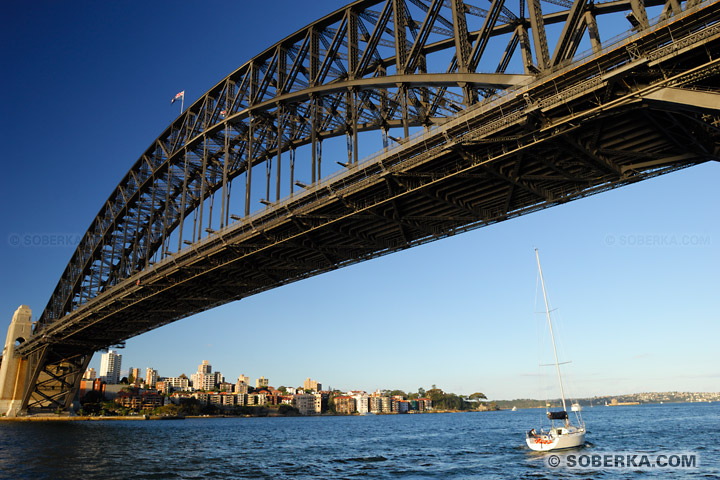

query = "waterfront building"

[
  {"left": 221, "top": 394, "right": 236, "bottom": 407},
  {"left": 235, "top": 381, "right": 249, "bottom": 394},
  {"left": 369, "top": 396, "right": 382, "bottom": 414},
  {"left": 314, "top": 393, "right": 325, "bottom": 413},
  {"left": 219, "top": 382, "right": 234, "bottom": 392},
  {"left": 256, "top": 376, "right": 269, "bottom": 389},
  {"left": 99, "top": 350, "right": 122, "bottom": 384},
  {"left": 334, "top": 396, "right": 356, "bottom": 414},
  {"left": 83, "top": 368, "right": 96, "bottom": 380},
  {"left": 303, "top": 378, "right": 322, "bottom": 392},
  {"left": 236, "top": 393, "right": 248, "bottom": 406},
  {"left": 145, "top": 368, "right": 158, "bottom": 388},
  {"left": 237, "top": 374, "right": 249, "bottom": 385},
  {"left": 417, "top": 398, "right": 433, "bottom": 411},
  {"left": 381, "top": 397, "right": 392, "bottom": 413},
  {"left": 354, "top": 394, "right": 369, "bottom": 414},
  {"left": 293, "top": 394, "right": 317, "bottom": 415},
  {"left": 286, "top": 387, "right": 297, "bottom": 395},
  {"left": 394, "top": 400, "right": 409, "bottom": 413}
]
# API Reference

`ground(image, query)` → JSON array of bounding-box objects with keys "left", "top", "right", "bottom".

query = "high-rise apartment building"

[
  {"left": 199, "top": 360, "right": 212, "bottom": 374},
  {"left": 99, "top": 350, "right": 122, "bottom": 384},
  {"left": 83, "top": 368, "right": 97, "bottom": 380},
  {"left": 128, "top": 367, "right": 141, "bottom": 383},
  {"left": 303, "top": 378, "right": 322, "bottom": 392},
  {"left": 145, "top": 368, "right": 158, "bottom": 388},
  {"left": 256, "top": 376, "right": 269, "bottom": 389}
]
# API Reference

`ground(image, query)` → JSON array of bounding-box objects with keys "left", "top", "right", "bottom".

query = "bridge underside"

[{"left": 13, "top": 1, "right": 720, "bottom": 413}]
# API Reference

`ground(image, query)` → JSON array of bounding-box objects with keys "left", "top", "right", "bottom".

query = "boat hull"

[{"left": 526, "top": 430, "right": 585, "bottom": 451}]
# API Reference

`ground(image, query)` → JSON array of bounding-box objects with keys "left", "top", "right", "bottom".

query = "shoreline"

[
  {"left": 0, "top": 409, "right": 480, "bottom": 422},
  {"left": 4, "top": 401, "right": 706, "bottom": 422}
]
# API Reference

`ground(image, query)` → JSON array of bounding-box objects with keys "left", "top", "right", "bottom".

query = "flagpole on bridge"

[{"left": 172, "top": 90, "right": 185, "bottom": 114}]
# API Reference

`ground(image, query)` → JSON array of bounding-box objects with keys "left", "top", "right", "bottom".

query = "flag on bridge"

[{"left": 171, "top": 91, "right": 185, "bottom": 104}]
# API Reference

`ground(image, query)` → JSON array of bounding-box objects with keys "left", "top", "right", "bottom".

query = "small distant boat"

[
  {"left": 526, "top": 249, "right": 586, "bottom": 452},
  {"left": 512, "top": 406, "right": 517, "bottom": 411}
]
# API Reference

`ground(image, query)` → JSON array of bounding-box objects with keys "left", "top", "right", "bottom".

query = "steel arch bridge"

[{"left": 6, "top": 0, "right": 719, "bottom": 414}]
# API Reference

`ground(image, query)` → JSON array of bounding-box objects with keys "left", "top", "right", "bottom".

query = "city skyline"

[{"left": 1, "top": 1, "right": 718, "bottom": 400}]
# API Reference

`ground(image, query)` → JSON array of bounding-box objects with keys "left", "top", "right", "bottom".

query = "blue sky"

[{"left": 1, "top": 1, "right": 718, "bottom": 400}]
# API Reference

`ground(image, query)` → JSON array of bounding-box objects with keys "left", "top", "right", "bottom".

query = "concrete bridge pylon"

[{"left": 0, "top": 305, "right": 33, "bottom": 417}]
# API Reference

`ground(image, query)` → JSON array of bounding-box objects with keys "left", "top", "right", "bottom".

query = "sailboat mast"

[{"left": 535, "top": 249, "right": 568, "bottom": 413}]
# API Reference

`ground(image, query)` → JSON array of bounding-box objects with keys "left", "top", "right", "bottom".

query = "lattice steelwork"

[{"left": 15, "top": 0, "right": 719, "bottom": 412}]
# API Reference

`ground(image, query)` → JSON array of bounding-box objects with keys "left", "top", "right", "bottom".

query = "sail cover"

[{"left": 547, "top": 411, "right": 568, "bottom": 420}]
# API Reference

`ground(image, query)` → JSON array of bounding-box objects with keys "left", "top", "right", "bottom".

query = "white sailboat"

[{"left": 526, "top": 249, "right": 586, "bottom": 452}]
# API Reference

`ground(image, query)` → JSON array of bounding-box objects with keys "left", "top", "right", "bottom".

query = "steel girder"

[{"left": 33, "top": 0, "right": 717, "bottom": 340}]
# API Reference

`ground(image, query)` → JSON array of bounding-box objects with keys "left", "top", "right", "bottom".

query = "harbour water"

[{"left": 0, "top": 402, "right": 717, "bottom": 479}]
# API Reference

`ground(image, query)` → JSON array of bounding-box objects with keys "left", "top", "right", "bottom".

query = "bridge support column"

[{"left": 0, "top": 305, "right": 33, "bottom": 417}]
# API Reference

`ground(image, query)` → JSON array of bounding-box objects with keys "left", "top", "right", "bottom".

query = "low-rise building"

[
  {"left": 417, "top": 398, "right": 433, "bottom": 411},
  {"left": 294, "top": 394, "right": 317, "bottom": 415},
  {"left": 334, "top": 396, "right": 356, "bottom": 414},
  {"left": 218, "top": 382, "right": 234, "bottom": 392},
  {"left": 115, "top": 388, "right": 163, "bottom": 410}
]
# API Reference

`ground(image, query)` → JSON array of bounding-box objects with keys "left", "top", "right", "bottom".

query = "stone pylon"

[{"left": 0, "top": 305, "right": 33, "bottom": 416}]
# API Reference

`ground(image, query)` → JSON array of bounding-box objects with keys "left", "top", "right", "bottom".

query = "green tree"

[{"left": 469, "top": 392, "right": 487, "bottom": 400}]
